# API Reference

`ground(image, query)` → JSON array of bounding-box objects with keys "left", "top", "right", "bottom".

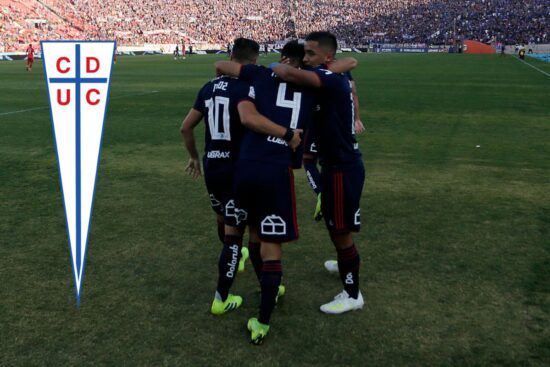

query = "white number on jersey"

[
  {"left": 205, "top": 96, "right": 231, "bottom": 141},
  {"left": 276, "top": 83, "right": 301, "bottom": 129}
]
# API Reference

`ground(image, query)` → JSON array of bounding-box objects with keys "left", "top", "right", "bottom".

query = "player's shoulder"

[{"left": 242, "top": 63, "right": 270, "bottom": 77}]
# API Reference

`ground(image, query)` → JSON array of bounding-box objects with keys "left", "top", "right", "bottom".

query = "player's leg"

[
  {"left": 319, "top": 164, "right": 365, "bottom": 314},
  {"left": 247, "top": 226, "right": 262, "bottom": 281},
  {"left": 211, "top": 222, "right": 244, "bottom": 315},
  {"left": 216, "top": 214, "right": 225, "bottom": 244},
  {"left": 303, "top": 152, "right": 323, "bottom": 221},
  {"left": 248, "top": 226, "right": 285, "bottom": 300},
  {"left": 207, "top": 170, "right": 246, "bottom": 314},
  {"left": 248, "top": 241, "right": 282, "bottom": 345},
  {"left": 248, "top": 165, "right": 296, "bottom": 344}
]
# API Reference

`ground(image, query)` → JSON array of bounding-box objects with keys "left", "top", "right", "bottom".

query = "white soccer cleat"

[
  {"left": 324, "top": 260, "right": 339, "bottom": 273},
  {"left": 320, "top": 290, "right": 364, "bottom": 314}
]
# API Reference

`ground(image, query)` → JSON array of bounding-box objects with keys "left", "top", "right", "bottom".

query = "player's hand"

[
  {"left": 288, "top": 128, "right": 303, "bottom": 151},
  {"left": 354, "top": 119, "right": 365, "bottom": 134},
  {"left": 185, "top": 158, "right": 202, "bottom": 179}
]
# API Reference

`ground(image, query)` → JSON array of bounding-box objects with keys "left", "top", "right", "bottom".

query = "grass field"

[{"left": 1, "top": 53, "right": 549, "bottom": 366}]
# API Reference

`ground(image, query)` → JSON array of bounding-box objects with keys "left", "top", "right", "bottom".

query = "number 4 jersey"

[
  {"left": 238, "top": 64, "right": 317, "bottom": 166},
  {"left": 192, "top": 76, "right": 254, "bottom": 172}
]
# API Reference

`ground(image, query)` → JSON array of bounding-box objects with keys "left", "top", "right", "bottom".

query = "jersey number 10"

[{"left": 205, "top": 96, "right": 230, "bottom": 141}]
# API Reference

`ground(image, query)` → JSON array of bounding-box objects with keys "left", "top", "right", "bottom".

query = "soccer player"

[
  {"left": 182, "top": 40, "right": 186, "bottom": 59},
  {"left": 272, "top": 31, "right": 365, "bottom": 314},
  {"left": 173, "top": 45, "right": 179, "bottom": 60},
  {"left": 180, "top": 38, "right": 302, "bottom": 317},
  {"left": 25, "top": 44, "right": 34, "bottom": 72},
  {"left": 303, "top": 71, "right": 365, "bottom": 273},
  {"left": 214, "top": 41, "right": 314, "bottom": 345},
  {"left": 215, "top": 41, "right": 357, "bottom": 344}
]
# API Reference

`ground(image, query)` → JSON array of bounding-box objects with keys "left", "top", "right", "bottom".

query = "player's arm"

[
  {"left": 179, "top": 108, "right": 203, "bottom": 179},
  {"left": 237, "top": 101, "right": 302, "bottom": 151},
  {"left": 214, "top": 61, "right": 242, "bottom": 78},
  {"left": 351, "top": 81, "right": 365, "bottom": 133},
  {"left": 327, "top": 57, "right": 358, "bottom": 74},
  {"left": 271, "top": 64, "right": 322, "bottom": 88}
]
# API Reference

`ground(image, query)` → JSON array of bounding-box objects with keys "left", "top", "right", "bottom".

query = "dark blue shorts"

[
  {"left": 303, "top": 127, "right": 318, "bottom": 156},
  {"left": 321, "top": 160, "right": 365, "bottom": 233},
  {"left": 203, "top": 167, "right": 242, "bottom": 227},
  {"left": 233, "top": 160, "right": 298, "bottom": 242}
]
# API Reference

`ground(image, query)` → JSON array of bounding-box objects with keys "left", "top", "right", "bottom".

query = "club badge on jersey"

[{"left": 42, "top": 41, "right": 115, "bottom": 305}]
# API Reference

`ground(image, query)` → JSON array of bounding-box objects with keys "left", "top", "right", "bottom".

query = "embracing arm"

[
  {"left": 237, "top": 101, "right": 302, "bottom": 150},
  {"left": 214, "top": 61, "right": 242, "bottom": 78},
  {"left": 271, "top": 64, "right": 322, "bottom": 88}
]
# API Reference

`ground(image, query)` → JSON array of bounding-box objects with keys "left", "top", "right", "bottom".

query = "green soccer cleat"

[
  {"left": 211, "top": 293, "right": 243, "bottom": 315},
  {"left": 238, "top": 247, "right": 249, "bottom": 273},
  {"left": 247, "top": 317, "right": 270, "bottom": 345},
  {"left": 314, "top": 193, "right": 323, "bottom": 221},
  {"left": 276, "top": 285, "right": 286, "bottom": 303}
]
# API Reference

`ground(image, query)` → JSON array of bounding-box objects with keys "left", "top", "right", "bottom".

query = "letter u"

[{"left": 57, "top": 89, "right": 71, "bottom": 105}]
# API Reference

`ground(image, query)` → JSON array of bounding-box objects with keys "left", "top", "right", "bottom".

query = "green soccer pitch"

[{"left": 1, "top": 53, "right": 549, "bottom": 366}]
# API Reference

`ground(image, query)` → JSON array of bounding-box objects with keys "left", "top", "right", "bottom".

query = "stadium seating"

[{"left": 1, "top": 0, "right": 548, "bottom": 52}]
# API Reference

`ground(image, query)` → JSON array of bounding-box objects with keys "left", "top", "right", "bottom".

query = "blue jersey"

[
  {"left": 193, "top": 76, "right": 253, "bottom": 172},
  {"left": 238, "top": 64, "right": 316, "bottom": 166},
  {"left": 310, "top": 67, "right": 361, "bottom": 167}
]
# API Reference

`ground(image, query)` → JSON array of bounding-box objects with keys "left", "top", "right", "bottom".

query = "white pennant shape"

[{"left": 42, "top": 41, "right": 115, "bottom": 304}]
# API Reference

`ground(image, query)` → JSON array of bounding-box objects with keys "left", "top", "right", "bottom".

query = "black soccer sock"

[
  {"left": 258, "top": 260, "right": 282, "bottom": 325},
  {"left": 248, "top": 241, "right": 263, "bottom": 282},
  {"left": 337, "top": 244, "right": 360, "bottom": 299},
  {"left": 216, "top": 235, "right": 242, "bottom": 301},
  {"left": 217, "top": 221, "right": 225, "bottom": 244}
]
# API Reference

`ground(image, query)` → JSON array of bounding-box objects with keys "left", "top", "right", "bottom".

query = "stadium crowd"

[{"left": 1, "top": 0, "right": 548, "bottom": 52}]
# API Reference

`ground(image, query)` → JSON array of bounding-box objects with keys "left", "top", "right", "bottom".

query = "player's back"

[
  {"left": 193, "top": 76, "right": 251, "bottom": 172},
  {"left": 239, "top": 64, "right": 316, "bottom": 166},
  {"left": 310, "top": 67, "right": 361, "bottom": 168}
]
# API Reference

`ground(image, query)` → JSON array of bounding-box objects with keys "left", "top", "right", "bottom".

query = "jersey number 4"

[
  {"left": 276, "top": 83, "right": 301, "bottom": 129},
  {"left": 205, "top": 96, "right": 230, "bottom": 141}
]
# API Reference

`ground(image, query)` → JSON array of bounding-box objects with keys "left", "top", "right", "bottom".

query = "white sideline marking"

[
  {"left": 516, "top": 57, "right": 550, "bottom": 78},
  {"left": 0, "top": 90, "right": 159, "bottom": 118},
  {"left": 0, "top": 106, "right": 46, "bottom": 116}
]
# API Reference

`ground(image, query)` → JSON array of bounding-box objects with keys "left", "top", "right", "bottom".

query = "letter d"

[{"left": 86, "top": 57, "right": 100, "bottom": 73}]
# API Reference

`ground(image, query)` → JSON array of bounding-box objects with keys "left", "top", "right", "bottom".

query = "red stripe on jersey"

[{"left": 288, "top": 167, "right": 299, "bottom": 238}]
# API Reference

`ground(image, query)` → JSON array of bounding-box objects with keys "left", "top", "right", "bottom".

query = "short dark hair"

[
  {"left": 281, "top": 40, "right": 305, "bottom": 67},
  {"left": 305, "top": 32, "right": 338, "bottom": 54},
  {"left": 231, "top": 38, "right": 260, "bottom": 62}
]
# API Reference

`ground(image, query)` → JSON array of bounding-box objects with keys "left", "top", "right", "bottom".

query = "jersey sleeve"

[
  {"left": 234, "top": 81, "right": 256, "bottom": 106},
  {"left": 192, "top": 85, "right": 206, "bottom": 113},
  {"left": 239, "top": 64, "right": 265, "bottom": 84},
  {"left": 312, "top": 68, "right": 341, "bottom": 90},
  {"left": 345, "top": 71, "right": 354, "bottom": 81}
]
